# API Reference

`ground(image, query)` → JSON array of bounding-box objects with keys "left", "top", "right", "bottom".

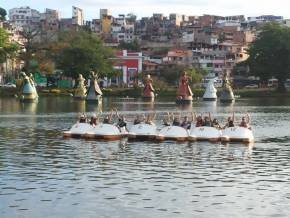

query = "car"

[
  {"left": 0, "top": 82, "right": 16, "bottom": 88},
  {"left": 36, "top": 83, "right": 47, "bottom": 88},
  {"left": 244, "top": 84, "right": 259, "bottom": 89}
]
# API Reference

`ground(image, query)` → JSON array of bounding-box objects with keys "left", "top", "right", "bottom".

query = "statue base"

[
  {"left": 176, "top": 96, "right": 193, "bottom": 104},
  {"left": 142, "top": 95, "right": 154, "bottom": 102},
  {"left": 203, "top": 97, "right": 217, "bottom": 101},
  {"left": 19, "top": 93, "right": 38, "bottom": 102},
  {"left": 220, "top": 91, "right": 235, "bottom": 102},
  {"left": 86, "top": 95, "right": 102, "bottom": 103}
]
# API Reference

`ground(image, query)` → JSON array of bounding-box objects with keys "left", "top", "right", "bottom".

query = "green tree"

[
  {"left": 18, "top": 26, "right": 41, "bottom": 74},
  {"left": 247, "top": 23, "right": 290, "bottom": 92},
  {"left": 0, "top": 8, "right": 7, "bottom": 21},
  {"left": 126, "top": 13, "right": 137, "bottom": 23},
  {"left": 188, "top": 68, "right": 205, "bottom": 84},
  {"left": 52, "top": 30, "right": 114, "bottom": 79},
  {"left": 159, "top": 64, "right": 186, "bottom": 85},
  {"left": 0, "top": 28, "right": 19, "bottom": 64},
  {"left": 118, "top": 39, "right": 140, "bottom": 51}
]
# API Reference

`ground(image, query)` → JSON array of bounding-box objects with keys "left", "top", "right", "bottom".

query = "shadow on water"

[{"left": 260, "top": 136, "right": 290, "bottom": 143}]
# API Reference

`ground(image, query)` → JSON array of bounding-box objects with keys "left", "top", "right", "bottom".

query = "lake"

[{"left": 0, "top": 96, "right": 290, "bottom": 218}]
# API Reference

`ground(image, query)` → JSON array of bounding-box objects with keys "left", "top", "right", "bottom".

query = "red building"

[{"left": 113, "top": 50, "right": 143, "bottom": 86}]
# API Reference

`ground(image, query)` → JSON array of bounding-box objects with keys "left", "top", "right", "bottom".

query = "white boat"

[
  {"left": 203, "top": 79, "right": 217, "bottom": 101},
  {"left": 221, "top": 127, "right": 254, "bottom": 143},
  {"left": 189, "top": 126, "right": 221, "bottom": 142},
  {"left": 156, "top": 125, "right": 188, "bottom": 141},
  {"left": 84, "top": 123, "right": 125, "bottom": 140},
  {"left": 63, "top": 123, "right": 93, "bottom": 138},
  {"left": 128, "top": 123, "right": 157, "bottom": 140}
]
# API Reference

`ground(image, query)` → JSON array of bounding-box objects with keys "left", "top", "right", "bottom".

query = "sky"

[{"left": 1, "top": 0, "right": 290, "bottom": 20}]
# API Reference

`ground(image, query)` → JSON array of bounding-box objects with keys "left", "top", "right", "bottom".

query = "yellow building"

[{"left": 101, "top": 15, "right": 112, "bottom": 34}]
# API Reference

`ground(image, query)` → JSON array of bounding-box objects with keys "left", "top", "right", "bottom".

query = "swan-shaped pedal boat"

[
  {"left": 189, "top": 126, "right": 221, "bottom": 142},
  {"left": 156, "top": 125, "right": 188, "bottom": 142},
  {"left": 63, "top": 123, "right": 94, "bottom": 138},
  {"left": 221, "top": 127, "right": 254, "bottom": 143},
  {"left": 84, "top": 123, "right": 126, "bottom": 140},
  {"left": 128, "top": 123, "right": 157, "bottom": 140},
  {"left": 63, "top": 123, "right": 127, "bottom": 140}
]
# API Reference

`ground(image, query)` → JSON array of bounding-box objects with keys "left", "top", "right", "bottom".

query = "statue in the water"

[
  {"left": 176, "top": 71, "right": 193, "bottom": 103},
  {"left": 220, "top": 74, "right": 235, "bottom": 102},
  {"left": 203, "top": 78, "right": 217, "bottom": 101},
  {"left": 86, "top": 71, "right": 102, "bottom": 102},
  {"left": 17, "top": 72, "right": 38, "bottom": 101},
  {"left": 74, "top": 74, "right": 87, "bottom": 99},
  {"left": 142, "top": 74, "right": 155, "bottom": 99}
]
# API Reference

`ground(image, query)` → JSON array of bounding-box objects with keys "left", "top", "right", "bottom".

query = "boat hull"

[
  {"left": 63, "top": 123, "right": 93, "bottom": 138},
  {"left": 84, "top": 124, "right": 124, "bottom": 141},
  {"left": 221, "top": 127, "right": 254, "bottom": 143},
  {"left": 128, "top": 123, "right": 157, "bottom": 140},
  {"left": 156, "top": 126, "right": 188, "bottom": 142},
  {"left": 189, "top": 126, "right": 221, "bottom": 142}
]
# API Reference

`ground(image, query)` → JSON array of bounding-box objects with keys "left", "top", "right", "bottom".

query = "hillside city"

[{"left": 0, "top": 6, "right": 289, "bottom": 88}]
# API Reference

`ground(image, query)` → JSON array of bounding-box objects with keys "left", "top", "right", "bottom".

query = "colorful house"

[{"left": 113, "top": 50, "right": 143, "bottom": 86}]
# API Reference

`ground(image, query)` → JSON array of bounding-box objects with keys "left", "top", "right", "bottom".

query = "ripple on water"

[{"left": 1, "top": 98, "right": 290, "bottom": 218}]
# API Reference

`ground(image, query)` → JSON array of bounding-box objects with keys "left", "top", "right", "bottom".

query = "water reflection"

[
  {"left": 86, "top": 101, "right": 103, "bottom": 113},
  {"left": 20, "top": 101, "right": 38, "bottom": 114},
  {"left": 1, "top": 97, "right": 290, "bottom": 218},
  {"left": 176, "top": 102, "right": 193, "bottom": 111}
]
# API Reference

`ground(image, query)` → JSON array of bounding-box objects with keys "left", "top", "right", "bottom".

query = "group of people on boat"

[
  {"left": 78, "top": 109, "right": 251, "bottom": 130},
  {"left": 162, "top": 112, "right": 251, "bottom": 130},
  {"left": 78, "top": 108, "right": 128, "bottom": 129}
]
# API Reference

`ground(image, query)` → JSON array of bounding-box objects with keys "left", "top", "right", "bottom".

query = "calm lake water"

[{"left": 1, "top": 96, "right": 290, "bottom": 218}]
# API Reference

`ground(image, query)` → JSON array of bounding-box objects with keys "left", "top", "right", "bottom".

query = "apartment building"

[{"left": 9, "top": 6, "right": 40, "bottom": 28}]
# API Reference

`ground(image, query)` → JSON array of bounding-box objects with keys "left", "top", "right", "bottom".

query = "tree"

[
  {"left": 159, "top": 65, "right": 186, "bottom": 85},
  {"left": 18, "top": 26, "right": 41, "bottom": 74},
  {"left": 247, "top": 23, "right": 290, "bottom": 92},
  {"left": 188, "top": 68, "right": 206, "bottom": 85},
  {"left": 52, "top": 30, "right": 114, "bottom": 79},
  {"left": 126, "top": 13, "right": 137, "bottom": 23},
  {"left": 118, "top": 39, "right": 140, "bottom": 51},
  {"left": 0, "top": 28, "right": 19, "bottom": 64},
  {"left": 0, "top": 8, "right": 7, "bottom": 21},
  {"left": 159, "top": 64, "right": 205, "bottom": 86}
]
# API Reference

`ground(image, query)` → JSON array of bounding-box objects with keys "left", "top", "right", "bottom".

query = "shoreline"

[{"left": 1, "top": 87, "right": 289, "bottom": 98}]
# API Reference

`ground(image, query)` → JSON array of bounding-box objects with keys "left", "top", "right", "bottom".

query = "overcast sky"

[{"left": 2, "top": 0, "right": 290, "bottom": 20}]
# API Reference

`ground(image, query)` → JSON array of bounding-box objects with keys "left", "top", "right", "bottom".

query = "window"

[{"left": 128, "top": 68, "right": 137, "bottom": 83}]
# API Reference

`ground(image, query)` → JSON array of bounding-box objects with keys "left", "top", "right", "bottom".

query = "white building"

[
  {"left": 72, "top": 6, "right": 84, "bottom": 26},
  {"left": 182, "top": 32, "right": 194, "bottom": 43},
  {"left": 9, "top": 6, "right": 40, "bottom": 28},
  {"left": 282, "top": 19, "right": 290, "bottom": 27},
  {"left": 247, "top": 15, "right": 283, "bottom": 23},
  {"left": 169, "top": 13, "right": 183, "bottom": 26},
  {"left": 100, "top": 9, "right": 112, "bottom": 19},
  {"left": 40, "top": 8, "right": 59, "bottom": 31}
]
